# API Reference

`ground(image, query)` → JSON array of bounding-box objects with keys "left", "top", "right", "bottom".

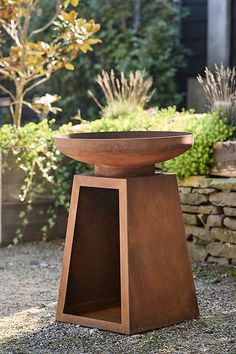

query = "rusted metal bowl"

[{"left": 55, "top": 131, "right": 193, "bottom": 177}]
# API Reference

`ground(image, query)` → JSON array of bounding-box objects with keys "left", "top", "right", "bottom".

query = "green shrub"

[
  {"left": 1, "top": 109, "right": 233, "bottom": 242},
  {"left": 0, "top": 120, "right": 89, "bottom": 242},
  {"left": 43, "top": 0, "right": 187, "bottom": 119},
  {"left": 76, "top": 107, "right": 234, "bottom": 178}
]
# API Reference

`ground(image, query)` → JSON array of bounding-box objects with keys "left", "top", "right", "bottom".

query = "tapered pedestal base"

[{"left": 56, "top": 174, "right": 199, "bottom": 334}]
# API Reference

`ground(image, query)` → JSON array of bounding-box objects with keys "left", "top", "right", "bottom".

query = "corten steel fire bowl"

[{"left": 55, "top": 131, "right": 193, "bottom": 177}]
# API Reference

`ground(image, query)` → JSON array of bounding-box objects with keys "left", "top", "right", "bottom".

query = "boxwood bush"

[{"left": 76, "top": 107, "right": 234, "bottom": 178}]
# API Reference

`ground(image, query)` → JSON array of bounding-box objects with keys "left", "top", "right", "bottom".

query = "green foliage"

[
  {"left": 0, "top": 119, "right": 89, "bottom": 242},
  {"left": 162, "top": 114, "right": 233, "bottom": 178},
  {"left": 76, "top": 107, "right": 234, "bottom": 178},
  {"left": 0, "top": 108, "right": 233, "bottom": 242},
  {"left": 0, "top": 0, "right": 100, "bottom": 127},
  {"left": 44, "top": 0, "right": 186, "bottom": 119},
  {"left": 228, "top": 269, "right": 236, "bottom": 277}
]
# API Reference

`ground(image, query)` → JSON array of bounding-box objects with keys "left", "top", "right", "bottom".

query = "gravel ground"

[{"left": 0, "top": 240, "right": 235, "bottom": 354}]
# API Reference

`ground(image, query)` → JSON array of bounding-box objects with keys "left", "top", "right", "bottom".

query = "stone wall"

[{"left": 179, "top": 176, "right": 236, "bottom": 265}]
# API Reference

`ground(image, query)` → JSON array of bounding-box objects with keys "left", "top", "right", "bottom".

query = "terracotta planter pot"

[
  {"left": 0, "top": 149, "right": 67, "bottom": 245},
  {"left": 210, "top": 141, "right": 236, "bottom": 177}
]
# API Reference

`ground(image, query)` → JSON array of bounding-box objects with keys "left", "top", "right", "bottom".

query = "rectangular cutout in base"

[
  {"left": 63, "top": 187, "right": 121, "bottom": 324},
  {"left": 79, "top": 306, "right": 121, "bottom": 323},
  {"left": 57, "top": 174, "right": 198, "bottom": 334}
]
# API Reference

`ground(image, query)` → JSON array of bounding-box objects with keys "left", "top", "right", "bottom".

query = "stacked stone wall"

[{"left": 179, "top": 176, "right": 236, "bottom": 265}]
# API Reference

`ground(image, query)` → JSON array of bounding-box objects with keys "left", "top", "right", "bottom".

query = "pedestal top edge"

[{"left": 73, "top": 172, "right": 177, "bottom": 181}]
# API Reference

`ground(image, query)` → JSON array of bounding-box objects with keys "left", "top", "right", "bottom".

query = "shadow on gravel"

[
  {"left": 1, "top": 311, "right": 236, "bottom": 354},
  {"left": 0, "top": 242, "right": 235, "bottom": 354}
]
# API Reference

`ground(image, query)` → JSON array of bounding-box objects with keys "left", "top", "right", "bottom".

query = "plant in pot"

[
  {"left": 197, "top": 65, "right": 236, "bottom": 177},
  {"left": 0, "top": 0, "right": 100, "bottom": 244}
]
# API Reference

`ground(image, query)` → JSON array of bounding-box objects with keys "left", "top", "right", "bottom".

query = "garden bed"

[
  {"left": 0, "top": 240, "right": 235, "bottom": 353},
  {"left": 0, "top": 150, "right": 67, "bottom": 245}
]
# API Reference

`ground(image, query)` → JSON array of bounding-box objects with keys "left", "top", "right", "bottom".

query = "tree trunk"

[{"left": 14, "top": 85, "right": 24, "bottom": 128}]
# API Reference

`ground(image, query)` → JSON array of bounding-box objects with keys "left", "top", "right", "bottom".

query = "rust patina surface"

[
  {"left": 54, "top": 131, "right": 199, "bottom": 334},
  {"left": 55, "top": 131, "right": 193, "bottom": 177}
]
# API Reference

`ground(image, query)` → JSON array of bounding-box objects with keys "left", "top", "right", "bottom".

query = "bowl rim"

[{"left": 55, "top": 131, "right": 193, "bottom": 142}]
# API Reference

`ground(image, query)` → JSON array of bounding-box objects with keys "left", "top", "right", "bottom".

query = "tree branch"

[
  {"left": 23, "top": 100, "right": 35, "bottom": 110},
  {"left": 23, "top": 74, "right": 51, "bottom": 96},
  {"left": 32, "top": 0, "right": 40, "bottom": 9},
  {"left": 0, "top": 68, "right": 15, "bottom": 81},
  {"left": 22, "top": 100, "right": 41, "bottom": 115},
  {"left": 25, "top": 73, "right": 46, "bottom": 85},
  {"left": 9, "top": 102, "right": 15, "bottom": 120},
  {"left": 1, "top": 23, "right": 21, "bottom": 46},
  {"left": 0, "top": 84, "right": 15, "bottom": 101},
  {"left": 29, "top": 0, "right": 61, "bottom": 39}
]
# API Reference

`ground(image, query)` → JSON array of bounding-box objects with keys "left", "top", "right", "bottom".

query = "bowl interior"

[{"left": 63, "top": 131, "right": 192, "bottom": 140}]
